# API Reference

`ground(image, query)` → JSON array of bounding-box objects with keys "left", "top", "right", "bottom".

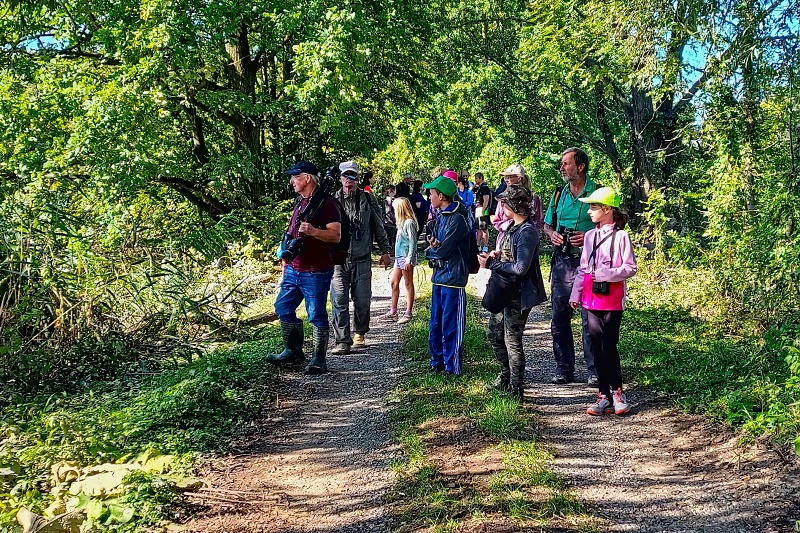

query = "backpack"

[
  {"left": 467, "top": 232, "right": 480, "bottom": 274},
  {"left": 330, "top": 196, "right": 351, "bottom": 265},
  {"left": 458, "top": 207, "right": 480, "bottom": 275},
  {"left": 550, "top": 184, "right": 567, "bottom": 231},
  {"left": 488, "top": 185, "right": 499, "bottom": 216}
]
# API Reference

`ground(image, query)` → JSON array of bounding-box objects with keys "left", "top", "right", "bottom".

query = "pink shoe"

[
  {"left": 586, "top": 392, "right": 613, "bottom": 416},
  {"left": 379, "top": 310, "right": 398, "bottom": 320},
  {"left": 397, "top": 312, "right": 413, "bottom": 325}
]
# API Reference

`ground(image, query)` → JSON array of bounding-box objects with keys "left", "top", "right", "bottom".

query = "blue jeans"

[
  {"left": 429, "top": 284, "right": 466, "bottom": 375},
  {"left": 274, "top": 265, "right": 333, "bottom": 329}
]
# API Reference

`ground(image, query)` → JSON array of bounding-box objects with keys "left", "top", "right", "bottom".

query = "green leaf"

[
  {"left": 107, "top": 502, "right": 135, "bottom": 524},
  {"left": 84, "top": 498, "right": 106, "bottom": 521}
]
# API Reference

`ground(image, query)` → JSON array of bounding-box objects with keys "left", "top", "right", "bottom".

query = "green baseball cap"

[
  {"left": 579, "top": 187, "right": 621, "bottom": 208},
  {"left": 424, "top": 175, "right": 457, "bottom": 198}
]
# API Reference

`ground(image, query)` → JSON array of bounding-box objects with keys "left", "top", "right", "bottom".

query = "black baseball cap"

[{"left": 285, "top": 161, "right": 319, "bottom": 176}]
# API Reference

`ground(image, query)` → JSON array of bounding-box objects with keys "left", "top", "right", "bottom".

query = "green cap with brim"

[
  {"left": 423, "top": 175, "right": 457, "bottom": 198},
  {"left": 578, "top": 187, "right": 621, "bottom": 208}
]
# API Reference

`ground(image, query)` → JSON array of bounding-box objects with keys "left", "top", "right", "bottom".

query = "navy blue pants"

[
  {"left": 429, "top": 284, "right": 466, "bottom": 375},
  {"left": 550, "top": 253, "right": 595, "bottom": 378}
]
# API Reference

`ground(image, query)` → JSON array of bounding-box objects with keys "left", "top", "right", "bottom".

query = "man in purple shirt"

[{"left": 268, "top": 161, "right": 341, "bottom": 374}]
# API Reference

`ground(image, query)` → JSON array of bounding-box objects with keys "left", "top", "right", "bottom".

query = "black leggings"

[{"left": 585, "top": 310, "right": 623, "bottom": 398}]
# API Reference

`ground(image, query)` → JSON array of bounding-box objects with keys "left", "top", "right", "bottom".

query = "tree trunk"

[
  {"left": 225, "top": 24, "right": 264, "bottom": 206},
  {"left": 628, "top": 87, "right": 656, "bottom": 216},
  {"left": 739, "top": 0, "right": 759, "bottom": 213}
]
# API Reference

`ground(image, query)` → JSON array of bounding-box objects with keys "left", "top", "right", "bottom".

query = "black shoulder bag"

[{"left": 481, "top": 232, "right": 522, "bottom": 314}]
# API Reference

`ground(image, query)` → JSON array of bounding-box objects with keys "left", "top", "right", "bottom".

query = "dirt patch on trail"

[
  {"left": 419, "top": 417, "right": 505, "bottom": 480},
  {"left": 182, "top": 267, "right": 406, "bottom": 533},
  {"left": 523, "top": 310, "right": 800, "bottom": 531}
]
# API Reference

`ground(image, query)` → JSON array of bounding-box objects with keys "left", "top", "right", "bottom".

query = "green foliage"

[
  {"left": 0, "top": 335, "right": 282, "bottom": 530},
  {"left": 621, "top": 258, "right": 800, "bottom": 450}
]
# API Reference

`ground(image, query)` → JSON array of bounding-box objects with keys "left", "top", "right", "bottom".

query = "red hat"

[{"left": 442, "top": 170, "right": 459, "bottom": 182}]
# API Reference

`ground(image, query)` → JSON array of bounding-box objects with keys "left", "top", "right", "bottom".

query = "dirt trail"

[
  {"left": 471, "top": 268, "right": 800, "bottom": 533},
  {"left": 185, "top": 267, "right": 799, "bottom": 532},
  {"left": 185, "top": 267, "right": 404, "bottom": 533}
]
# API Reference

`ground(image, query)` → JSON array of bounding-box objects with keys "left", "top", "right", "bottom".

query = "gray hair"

[{"left": 562, "top": 147, "right": 589, "bottom": 174}]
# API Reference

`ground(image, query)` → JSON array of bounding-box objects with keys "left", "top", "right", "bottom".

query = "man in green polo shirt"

[{"left": 542, "top": 147, "right": 599, "bottom": 386}]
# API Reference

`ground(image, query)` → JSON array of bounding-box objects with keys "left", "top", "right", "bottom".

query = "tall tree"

[{"left": 0, "top": 0, "right": 432, "bottom": 219}]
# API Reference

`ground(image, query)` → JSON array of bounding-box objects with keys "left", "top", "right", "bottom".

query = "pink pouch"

[{"left": 580, "top": 273, "right": 625, "bottom": 311}]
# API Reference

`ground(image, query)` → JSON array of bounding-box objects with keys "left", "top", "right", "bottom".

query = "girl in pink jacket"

[{"left": 569, "top": 187, "right": 637, "bottom": 416}]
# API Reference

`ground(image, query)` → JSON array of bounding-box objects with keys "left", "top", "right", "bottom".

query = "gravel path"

[
  {"left": 185, "top": 267, "right": 799, "bottom": 532},
  {"left": 471, "top": 268, "right": 800, "bottom": 532},
  {"left": 186, "top": 267, "right": 405, "bottom": 533}
]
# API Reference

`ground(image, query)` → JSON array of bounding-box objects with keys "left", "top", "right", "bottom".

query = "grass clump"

[
  {"left": 0, "top": 330, "right": 283, "bottom": 531},
  {"left": 389, "top": 293, "right": 596, "bottom": 531},
  {"left": 622, "top": 258, "right": 800, "bottom": 452}
]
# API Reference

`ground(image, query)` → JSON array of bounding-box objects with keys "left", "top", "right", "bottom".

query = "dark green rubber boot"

[
  {"left": 304, "top": 327, "right": 329, "bottom": 375},
  {"left": 267, "top": 321, "right": 306, "bottom": 365}
]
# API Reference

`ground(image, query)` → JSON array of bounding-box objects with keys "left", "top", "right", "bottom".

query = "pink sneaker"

[
  {"left": 612, "top": 388, "right": 631, "bottom": 415},
  {"left": 586, "top": 392, "right": 613, "bottom": 416},
  {"left": 397, "top": 312, "right": 413, "bottom": 325}
]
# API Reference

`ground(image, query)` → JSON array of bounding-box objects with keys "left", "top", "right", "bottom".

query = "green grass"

[
  {"left": 389, "top": 293, "right": 597, "bottom": 531},
  {"left": 621, "top": 258, "right": 800, "bottom": 451},
  {"left": 0, "top": 328, "right": 284, "bottom": 531}
]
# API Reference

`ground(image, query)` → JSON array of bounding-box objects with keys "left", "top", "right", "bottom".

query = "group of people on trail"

[{"left": 268, "top": 147, "right": 638, "bottom": 416}]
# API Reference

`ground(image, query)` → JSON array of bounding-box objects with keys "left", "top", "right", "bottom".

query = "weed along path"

[
  {"left": 471, "top": 269, "right": 800, "bottom": 532},
  {"left": 185, "top": 267, "right": 405, "bottom": 533}
]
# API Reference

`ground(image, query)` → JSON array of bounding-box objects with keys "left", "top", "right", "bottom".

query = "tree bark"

[
  {"left": 629, "top": 87, "right": 656, "bottom": 215},
  {"left": 225, "top": 24, "right": 264, "bottom": 206}
]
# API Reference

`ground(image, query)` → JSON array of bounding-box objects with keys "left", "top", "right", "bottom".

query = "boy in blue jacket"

[{"left": 424, "top": 176, "right": 471, "bottom": 375}]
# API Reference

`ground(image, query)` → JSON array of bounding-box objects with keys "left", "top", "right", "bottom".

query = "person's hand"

[
  {"left": 298, "top": 221, "right": 315, "bottom": 236},
  {"left": 569, "top": 231, "right": 585, "bottom": 247},
  {"left": 488, "top": 250, "right": 499, "bottom": 259},
  {"left": 569, "top": 301, "right": 580, "bottom": 309},
  {"left": 403, "top": 262, "right": 413, "bottom": 271},
  {"left": 550, "top": 231, "right": 564, "bottom": 245},
  {"left": 477, "top": 253, "right": 489, "bottom": 269},
  {"left": 429, "top": 238, "right": 441, "bottom": 248},
  {"left": 379, "top": 253, "right": 392, "bottom": 269}
]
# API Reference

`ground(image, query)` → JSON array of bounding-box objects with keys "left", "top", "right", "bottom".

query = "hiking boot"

[
  {"left": 429, "top": 363, "right": 445, "bottom": 373},
  {"left": 266, "top": 321, "right": 305, "bottom": 365},
  {"left": 304, "top": 327, "right": 329, "bottom": 375},
  {"left": 353, "top": 333, "right": 366, "bottom": 346},
  {"left": 587, "top": 374, "right": 599, "bottom": 387},
  {"left": 484, "top": 373, "right": 510, "bottom": 392},
  {"left": 551, "top": 373, "right": 574, "bottom": 385},
  {"left": 379, "top": 310, "right": 398, "bottom": 321},
  {"left": 507, "top": 385, "right": 524, "bottom": 403},
  {"left": 330, "top": 342, "right": 350, "bottom": 355},
  {"left": 397, "top": 312, "right": 413, "bottom": 325},
  {"left": 612, "top": 388, "right": 631, "bottom": 415},
  {"left": 586, "top": 392, "right": 613, "bottom": 416}
]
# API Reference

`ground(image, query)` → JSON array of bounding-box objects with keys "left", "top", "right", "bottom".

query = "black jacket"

[{"left": 486, "top": 217, "right": 547, "bottom": 310}]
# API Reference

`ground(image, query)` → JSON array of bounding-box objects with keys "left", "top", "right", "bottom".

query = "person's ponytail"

[{"left": 612, "top": 207, "right": 628, "bottom": 230}]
